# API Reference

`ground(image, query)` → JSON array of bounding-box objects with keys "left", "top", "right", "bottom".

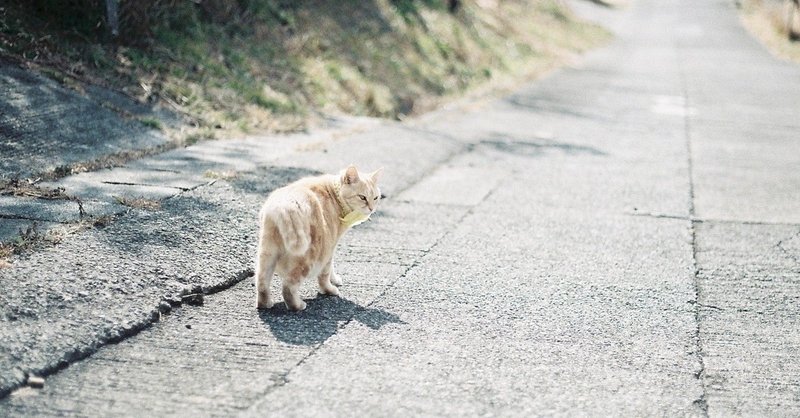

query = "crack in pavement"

[
  {"left": 101, "top": 180, "right": 199, "bottom": 192},
  {"left": 1, "top": 266, "right": 255, "bottom": 400},
  {"left": 625, "top": 211, "right": 800, "bottom": 227},
  {"left": 678, "top": 38, "right": 710, "bottom": 417},
  {"left": 776, "top": 229, "right": 800, "bottom": 267}
]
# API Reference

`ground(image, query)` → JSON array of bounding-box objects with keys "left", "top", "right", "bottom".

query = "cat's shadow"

[{"left": 258, "top": 295, "right": 405, "bottom": 346}]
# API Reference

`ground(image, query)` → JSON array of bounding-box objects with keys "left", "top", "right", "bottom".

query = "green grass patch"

[{"left": 138, "top": 117, "right": 163, "bottom": 131}]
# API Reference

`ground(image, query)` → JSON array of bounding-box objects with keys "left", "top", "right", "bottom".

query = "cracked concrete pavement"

[{"left": 1, "top": 0, "right": 800, "bottom": 415}]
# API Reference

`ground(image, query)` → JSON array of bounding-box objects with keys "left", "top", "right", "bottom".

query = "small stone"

[
  {"left": 181, "top": 293, "right": 204, "bottom": 306},
  {"left": 158, "top": 301, "right": 172, "bottom": 314},
  {"left": 185, "top": 324, "right": 192, "bottom": 329},
  {"left": 27, "top": 375, "right": 45, "bottom": 389}
]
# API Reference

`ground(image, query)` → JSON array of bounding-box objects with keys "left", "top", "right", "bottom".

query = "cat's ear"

[
  {"left": 342, "top": 165, "right": 360, "bottom": 184},
  {"left": 369, "top": 167, "right": 383, "bottom": 183}
]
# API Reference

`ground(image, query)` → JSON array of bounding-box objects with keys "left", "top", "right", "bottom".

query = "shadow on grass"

[{"left": 258, "top": 295, "right": 405, "bottom": 346}]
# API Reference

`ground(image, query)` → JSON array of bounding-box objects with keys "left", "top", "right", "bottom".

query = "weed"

[
  {"left": 1, "top": 222, "right": 44, "bottom": 257},
  {"left": 0, "top": 214, "right": 120, "bottom": 265},
  {"left": 182, "top": 128, "right": 216, "bottom": 146},
  {"left": 139, "top": 117, "right": 164, "bottom": 130},
  {"left": 248, "top": 92, "right": 287, "bottom": 112}
]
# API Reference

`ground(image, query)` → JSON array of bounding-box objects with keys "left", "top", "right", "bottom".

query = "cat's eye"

[
  {"left": 358, "top": 195, "right": 367, "bottom": 201},
  {"left": 373, "top": 196, "right": 378, "bottom": 201}
]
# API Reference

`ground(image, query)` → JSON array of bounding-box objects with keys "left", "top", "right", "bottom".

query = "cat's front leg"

[
  {"left": 328, "top": 257, "right": 343, "bottom": 287},
  {"left": 330, "top": 273, "right": 343, "bottom": 287},
  {"left": 318, "top": 259, "right": 341, "bottom": 296}
]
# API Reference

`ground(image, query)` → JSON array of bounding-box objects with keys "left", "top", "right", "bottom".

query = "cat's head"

[{"left": 339, "top": 165, "right": 383, "bottom": 216}]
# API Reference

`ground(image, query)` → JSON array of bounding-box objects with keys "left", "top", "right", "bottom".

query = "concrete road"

[{"left": 1, "top": 0, "right": 799, "bottom": 415}]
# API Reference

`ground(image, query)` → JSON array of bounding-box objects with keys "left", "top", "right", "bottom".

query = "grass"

[
  {"left": 0, "top": 223, "right": 42, "bottom": 261},
  {"left": 0, "top": 1, "right": 609, "bottom": 138},
  {"left": 138, "top": 117, "right": 163, "bottom": 130},
  {"left": 0, "top": 216, "right": 117, "bottom": 266},
  {"left": 740, "top": 0, "right": 800, "bottom": 63},
  {"left": 0, "top": 222, "right": 59, "bottom": 264},
  {"left": 0, "top": 178, "right": 69, "bottom": 199},
  {"left": 113, "top": 196, "right": 161, "bottom": 210},
  {"left": 0, "top": 243, "right": 15, "bottom": 268},
  {"left": 203, "top": 170, "right": 239, "bottom": 181}
]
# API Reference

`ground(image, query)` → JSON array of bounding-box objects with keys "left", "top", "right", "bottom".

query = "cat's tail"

[{"left": 270, "top": 206, "right": 311, "bottom": 255}]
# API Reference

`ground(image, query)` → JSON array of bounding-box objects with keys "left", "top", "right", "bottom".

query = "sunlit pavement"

[{"left": 1, "top": 0, "right": 799, "bottom": 415}]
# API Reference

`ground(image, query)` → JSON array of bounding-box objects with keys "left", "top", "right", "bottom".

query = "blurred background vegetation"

[
  {"left": 739, "top": 0, "right": 800, "bottom": 63},
  {"left": 0, "top": 0, "right": 608, "bottom": 141}
]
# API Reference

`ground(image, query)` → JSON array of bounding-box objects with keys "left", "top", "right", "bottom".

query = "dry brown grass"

[
  {"left": 0, "top": 222, "right": 45, "bottom": 266},
  {"left": 203, "top": 170, "right": 239, "bottom": 181},
  {"left": 0, "top": 178, "right": 68, "bottom": 199},
  {"left": 0, "top": 243, "right": 14, "bottom": 268},
  {"left": 113, "top": 196, "right": 161, "bottom": 210},
  {"left": 740, "top": 0, "right": 800, "bottom": 62},
  {"left": 0, "top": 216, "right": 116, "bottom": 266}
]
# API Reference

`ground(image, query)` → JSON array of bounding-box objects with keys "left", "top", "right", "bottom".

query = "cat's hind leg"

[
  {"left": 281, "top": 263, "right": 308, "bottom": 311},
  {"left": 318, "top": 259, "right": 340, "bottom": 296},
  {"left": 282, "top": 280, "right": 307, "bottom": 311},
  {"left": 255, "top": 241, "right": 278, "bottom": 310}
]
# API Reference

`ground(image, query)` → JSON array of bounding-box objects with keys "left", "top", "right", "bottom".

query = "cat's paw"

[
  {"left": 287, "top": 300, "right": 307, "bottom": 311},
  {"left": 257, "top": 300, "right": 275, "bottom": 310},
  {"left": 330, "top": 273, "right": 343, "bottom": 286},
  {"left": 320, "top": 284, "right": 340, "bottom": 296},
  {"left": 256, "top": 293, "right": 274, "bottom": 310}
]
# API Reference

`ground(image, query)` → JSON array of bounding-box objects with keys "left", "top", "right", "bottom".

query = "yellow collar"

[
  {"left": 332, "top": 180, "right": 370, "bottom": 228},
  {"left": 340, "top": 210, "right": 369, "bottom": 228}
]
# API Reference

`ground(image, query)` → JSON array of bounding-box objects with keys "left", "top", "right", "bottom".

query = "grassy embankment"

[
  {"left": 0, "top": 0, "right": 609, "bottom": 143},
  {"left": 739, "top": 0, "right": 800, "bottom": 62}
]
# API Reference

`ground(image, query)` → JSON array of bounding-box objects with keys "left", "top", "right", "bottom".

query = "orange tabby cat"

[{"left": 255, "top": 165, "right": 382, "bottom": 310}]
